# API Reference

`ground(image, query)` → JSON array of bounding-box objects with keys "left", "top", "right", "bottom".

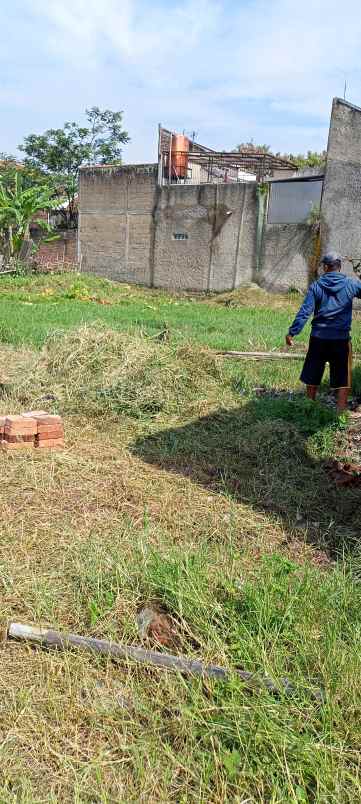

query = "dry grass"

[
  {"left": 208, "top": 285, "right": 302, "bottom": 311},
  {"left": 0, "top": 413, "right": 291, "bottom": 802},
  {"left": 0, "top": 325, "right": 360, "bottom": 800},
  {"left": 9, "top": 324, "right": 235, "bottom": 419}
]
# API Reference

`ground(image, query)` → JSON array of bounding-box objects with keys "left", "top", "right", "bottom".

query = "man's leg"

[
  {"left": 300, "top": 338, "right": 325, "bottom": 399},
  {"left": 306, "top": 384, "right": 318, "bottom": 401},
  {"left": 336, "top": 387, "right": 349, "bottom": 413},
  {"left": 330, "top": 340, "right": 352, "bottom": 414}
]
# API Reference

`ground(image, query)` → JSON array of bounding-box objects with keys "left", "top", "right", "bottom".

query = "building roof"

[
  {"left": 158, "top": 126, "right": 297, "bottom": 183},
  {"left": 266, "top": 173, "right": 324, "bottom": 184}
]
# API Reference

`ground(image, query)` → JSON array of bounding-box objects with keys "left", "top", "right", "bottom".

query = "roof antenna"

[{"left": 344, "top": 80, "right": 347, "bottom": 100}]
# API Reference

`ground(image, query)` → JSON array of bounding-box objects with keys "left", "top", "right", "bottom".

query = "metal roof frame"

[{"left": 158, "top": 125, "right": 297, "bottom": 183}]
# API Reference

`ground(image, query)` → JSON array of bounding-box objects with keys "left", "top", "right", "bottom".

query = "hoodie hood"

[{"left": 317, "top": 272, "right": 349, "bottom": 295}]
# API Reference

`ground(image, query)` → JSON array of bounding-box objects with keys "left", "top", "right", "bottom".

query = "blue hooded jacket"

[{"left": 288, "top": 272, "right": 361, "bottom": 340}]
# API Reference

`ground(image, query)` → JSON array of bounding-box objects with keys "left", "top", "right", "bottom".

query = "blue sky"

[{"left": 1, "top": 0, "right": 361, "bottom": 163}]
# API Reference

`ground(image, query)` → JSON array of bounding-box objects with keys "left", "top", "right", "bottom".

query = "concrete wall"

[
  {"left": 153, "top": 182, "right": 257, "bottom": 291},
  {"left": 79, "top": 165, "right": 257, "bottom": 291},
  {"left": 322, "top": 98, "right": 361, "bottom": 274},
  {"left": 79, "top": 165, "right": 157, "bottom": 284},
  {"left": 260, "top": 223, "right": 312, "bottom": 293}
]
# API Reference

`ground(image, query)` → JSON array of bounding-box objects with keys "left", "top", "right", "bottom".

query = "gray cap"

[{"left": 321, "top": 252, "right": 341, "bottom": 266}]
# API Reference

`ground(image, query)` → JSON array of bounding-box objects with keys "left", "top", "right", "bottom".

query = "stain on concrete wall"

[
  {"left": 210, "top": 183, "right": 257, "bottom": 292},
  {"left": 260, "top": 223, "right": 313, "bottom": 292},
  {"left": 152, "top": 185, "right": 211, "bottom": 291}
]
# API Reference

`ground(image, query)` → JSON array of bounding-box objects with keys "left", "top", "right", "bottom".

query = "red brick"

[
  {"left": 35, "top": 230, "right": 77, "bottom": 267},
  {"left": 36, "top": 432, "right": 63, "bottom": 442},
  {"left": 37, "top": 424, "right": 64, "bottom": 434},
  {"left": 35, "top": 438, "right": 64, "bottom": 449},
  {"left": 22, "top": 410, "right": 48, "bottom": 418},
  {"left": 33, "top": 414, "right": 62, "bottom": 425},
  {"left": 5, "top": 416, "right": 37, "bottom": 435},
  {"left": 36, "top": 435, "right": 64, "bottom": 444},
  {"left": 5, "top": 434, "right": 34, "bottom": 443}
]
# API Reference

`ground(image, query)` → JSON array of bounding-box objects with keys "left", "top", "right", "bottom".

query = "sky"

[{"left": 1, "top": 0, "right": 361, "bottom": 163}]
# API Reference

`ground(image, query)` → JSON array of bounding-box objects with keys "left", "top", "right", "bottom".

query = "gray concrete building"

[
  {"left": 78, "top": 98, "right": 361, "bottom": 293},
  {"left": 79, "top": 166, "right": 258, "bottom": 291}
]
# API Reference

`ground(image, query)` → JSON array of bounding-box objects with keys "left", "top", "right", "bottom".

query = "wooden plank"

[
  {"left": 219, "top": 350, "right": 305, "bottom": 361},
  {"left": 8, "top": 621, "right": 296, "bottom": 696}
]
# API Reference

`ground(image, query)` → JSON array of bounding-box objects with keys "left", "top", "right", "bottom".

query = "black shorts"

[{"left": 300, "top": 337, "right": 352, "bottom": 389}]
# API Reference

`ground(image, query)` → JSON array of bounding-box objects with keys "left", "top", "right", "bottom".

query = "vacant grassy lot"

[
  {"left": 0, "top": 272, "right": 308, "bottom": 351},
  {"left": 0, "top": 272, "right": 361, "bottom": 802}
]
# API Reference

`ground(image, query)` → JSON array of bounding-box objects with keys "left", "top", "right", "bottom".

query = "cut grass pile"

[
  {"left": 10, "top": 324, "right": 234, "bottom": 418},
  {"left": 0, "top": 276, "right": 361, "bottom": 800}
]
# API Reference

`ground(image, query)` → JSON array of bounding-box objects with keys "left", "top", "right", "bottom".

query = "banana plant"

[{"left": 0, "top": 172, "right": 62, "bottom": 262}]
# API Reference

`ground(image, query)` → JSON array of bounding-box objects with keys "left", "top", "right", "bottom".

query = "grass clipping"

[{"left": 12, "top": 325, "right": 230, "bottom": 418}]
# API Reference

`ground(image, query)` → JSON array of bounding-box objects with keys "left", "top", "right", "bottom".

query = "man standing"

[{"left": 286, "top": 253, "right": 361, "bottom": 412}]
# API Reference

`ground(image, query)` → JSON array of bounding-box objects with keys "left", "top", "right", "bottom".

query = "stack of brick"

[{"left": 0, "top": 411, "right": 64, "bottom": 451}]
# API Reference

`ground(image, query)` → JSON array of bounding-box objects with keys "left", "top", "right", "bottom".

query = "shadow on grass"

[{"left": 132, "top": 394, "right": 361, "bottom": 555}]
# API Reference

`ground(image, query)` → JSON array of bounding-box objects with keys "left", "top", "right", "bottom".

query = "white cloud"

[
  {"left": 4, "top": 0, "right": 361, "bottom": 159},
  {"left": 29, "top": 0, "right": 221, "bottom": 71}
]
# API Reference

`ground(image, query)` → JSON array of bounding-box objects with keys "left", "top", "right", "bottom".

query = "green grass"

[
  {"left": 133, "top": 547, "right": 361, "bottom": 802},
  {"left": 1, "top": 273, "right": 361, "bottom": 392},
  {"left": 0, "top": 272, "right": 311, "bottom": 351},
  {"left": 1, "top": 272, "right": 361, "bottom": 800},
  {"left": 0, "top": 295, "right": 304, "bottom": 352}
]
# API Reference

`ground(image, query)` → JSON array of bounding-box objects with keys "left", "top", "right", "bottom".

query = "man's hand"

[{"left": 285, "top": 334, "right": 294, "bottom": 347}]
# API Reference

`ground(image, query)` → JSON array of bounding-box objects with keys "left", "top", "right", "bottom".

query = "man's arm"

[
  {"left": 351, "top": 278, "right": 361, "bottom": 298},
  {"left": 286, "top": 287, "right": 316, "bottom": 345}
]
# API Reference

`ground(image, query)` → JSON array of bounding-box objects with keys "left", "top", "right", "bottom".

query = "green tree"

[
  {"left": 235, "top": 141, "right": 271, "bottom": 153},
  {"left": 234, "top": 142, "right": 326, "bottom": 170},
  {"left": 19, "top": 108, "right": 130, "bottom": 227},
  {"left": 0, "top": 154, "right": 22, "bottom": 192},
  {"left": 0, "top": 153, "right": 49, "bottom": 193},
  {"left": 278, "top": 150, "right": 326, "bottom": 170},
  {"left": 0, "top": 172, "right": 61, "bottom": 262},
  {"left": 0, "top": 152, "right": 18, "bottom": 167}
]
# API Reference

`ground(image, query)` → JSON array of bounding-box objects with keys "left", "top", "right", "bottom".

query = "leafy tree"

[
  {"left": 234, "top": 141, "right": 326, "bottom": 170},
  {"left": 235, "top": 141, "right": 271, "bottom": 153},
  {"left": 278, "top": 150, "right": 326, "bottom": 170},
  {"left": 0, "top": 173, "right": 61, "bottom": 261},
  {"left": 0, "top": 152, "right": 18, "bottom": 167},
  {"left": 0, "top": 153, "right": 49, "bottom": 193},
  {"left": 0, "top": 154, "right": 22, "bottom": 192},
  {"left": 19, "top": 108, "right": 130, "bottom": 227}
]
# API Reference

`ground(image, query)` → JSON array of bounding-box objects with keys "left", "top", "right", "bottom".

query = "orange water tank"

[{"left": 171, "top": 134, "right": 189, "bottom": 179}]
